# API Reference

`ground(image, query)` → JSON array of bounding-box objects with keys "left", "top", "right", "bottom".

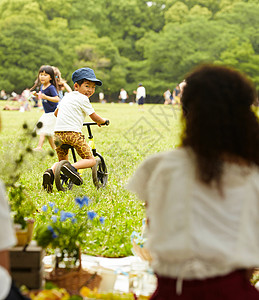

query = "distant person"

[
  {"left": 163, "top": 89, "right": 172, "bottom": 105},
  {"left": 3, "top": 105, "right": 20, "bottom": 111},
  {"left": 52, "top": 66, "right": 72, "bottom": 99},
  {"left": 119, "top": 88, "right": 128, "bottom": 103},
  {"left": 10, "top": 92, "right": 19, "bottom": 101},
  {"left": 3, "top": 89, "right": 32, "bottom": 112},
  {"left": 179, "top": 79, "right": 186, "bottom": 95},
  {"left": 128, "top": 64, "right": 259, "bottom": 300},
  {"left": 99, "top": 91, "right": 106, "bottom": 103},
  {"left": 134, "top": 83, "right": 146, "bottom": 110},
  {"left": 172, "top": 84, "right": 181, "bottom": 106},
  {"left": 42, "top": 67, "right": 108, "bottom": 192},
  {"left": 0, "top": 90, "right": 7, "bottom": 100},
  {"left": 20, "top": 88, "right": 32, "bottom": 112},
  {"left": 31, "top": 65, "right": 59, "bottom": 151}
]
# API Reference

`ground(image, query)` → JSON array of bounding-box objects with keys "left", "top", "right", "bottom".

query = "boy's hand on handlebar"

[
  {"left": 96, "top": 119, "right": 110, "bottom": 127},
  {"left": 102, "top": 120, "right": 110, "bottom": 126},
  {"left": 98, "top": 119, "right": 109, "bottom": 127}
]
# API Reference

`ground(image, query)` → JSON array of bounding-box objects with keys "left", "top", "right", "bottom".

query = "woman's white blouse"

[{"left": 127, "top": 148, "right": 259, "bottom": 279}]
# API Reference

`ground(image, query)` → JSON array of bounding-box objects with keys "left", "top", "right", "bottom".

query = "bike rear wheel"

[
  {"left": 55, "top": 160, "right": 74, "bottom": 191},
  {"left": 92, "top": 156, "right": 108, "bottom": 189}
]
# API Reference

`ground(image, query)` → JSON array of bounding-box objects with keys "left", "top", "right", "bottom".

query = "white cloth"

[
  {"left": 136, "top": 86, "right": 146, "bottom": 100},
  {"left": 55, "top": 91, "right": 95, "bottom": 133},
  {"left": 36, "top": 112, "right": 56, "bottom": 136},
  {"left": 127, "top": 147, "right": 259, "bottom": 280},
  {"left": 0, "top": 266, "right": 11, "bottom": 299},
  {"left": 0, "top": 180, "right": 16, "bottom": 250}
]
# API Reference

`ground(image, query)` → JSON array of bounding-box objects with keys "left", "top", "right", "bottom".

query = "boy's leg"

[
  {"left": 55, "top": 132, "right": 69, "bottom": 161},
  {"left": 42, "top": 132, "right": 68, "bottom": 192},
  {"left": 60, "top": 132, "right": 95, "bottom": 185},
  {"left": 72, "top": 157, "right": 96, "bottom": 169},
  {"left": 42, "top": 162, "right": 61, "bottom": 192},
  {"left": 42, "top": 168, "right": 54, "bottom": 193}
]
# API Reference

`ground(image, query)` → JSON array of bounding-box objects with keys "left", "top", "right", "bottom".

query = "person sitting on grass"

[{"left": 42, "top": 67, "right": 107, "bottom": 192}]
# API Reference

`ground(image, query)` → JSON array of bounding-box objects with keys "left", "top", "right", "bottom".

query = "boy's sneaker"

[
  {"left": 42, "top": 169, "right": 54, "bottom": 193},
  {"left": 61, "top": 163, "right": 83, "bottom": 186}
]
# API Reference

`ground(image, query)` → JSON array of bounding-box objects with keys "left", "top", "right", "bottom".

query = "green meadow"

[{"left": 0, "top": 101, "right": 183, "bottom": 257}]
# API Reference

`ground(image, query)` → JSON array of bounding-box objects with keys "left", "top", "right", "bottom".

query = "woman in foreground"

[{"left": 128, "top": 64, "right": 259, "bottom": 299}]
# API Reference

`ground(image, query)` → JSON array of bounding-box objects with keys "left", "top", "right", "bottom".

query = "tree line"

[{"left": 0, "top": 0, "right": 258, "bottom": 100}]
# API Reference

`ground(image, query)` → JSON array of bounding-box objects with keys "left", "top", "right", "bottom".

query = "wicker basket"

[
  {"left": 132, "top": 240, "right": 152, "bottom": 262},
  {"left": 45, "top": 256, "right": 102, "bottom": 294}
]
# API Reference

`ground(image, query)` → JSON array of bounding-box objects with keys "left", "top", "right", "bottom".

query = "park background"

[
  {"left": 0, "top": 0, "right": 259, "bottom": 103},
  {"left": 0, "top": 0, "right": 259, "bottom": 261}
]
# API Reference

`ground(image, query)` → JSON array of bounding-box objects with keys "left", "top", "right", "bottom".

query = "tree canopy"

[{"left": 0, "top": 0, "right": 258, "bottom": 97}]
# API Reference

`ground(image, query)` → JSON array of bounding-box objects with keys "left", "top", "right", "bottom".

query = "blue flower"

[
  {"left": 52, "top": 232, "right": 58, "bottom": 239},
  {"left": 87, "top": 211, "right": 97, "bottom": 220},
  {"left": 47, "top": 225, "right": 54, "bottom": 232},
  {"left": 75, "top": 196, "right": 90, "bottom": 208},
  {"left": 42, "top": 205, "right": 48, "bottom": 212},
  {"left": 71, "top": 218, "right": 77, "bottom": 224},
  {"left": 75, "top": 197, "right": 83, "bottom": 208},
  {"left": 51, "top": 216, "right": 57, "bottom": 223},
  {"left": 82, "top": 196, "right": 89, "bottom": 206},
  {"left": 53, "top": 208, "right": 59, "bottom": 214},
  {"left": 60, "top": 211, "right": 67, "bottom": 222},
  {"left": 66, "top": 212, "right": 75, "bottom": 218},
  {"left": 60, "top": 211, "right": 75, "bottom": 222},
  {"left": 48, "top": 202, "right": 55, "bottom": 208},
  {"left": 99, "top": 217, "right": 105, "bottom": 224}
]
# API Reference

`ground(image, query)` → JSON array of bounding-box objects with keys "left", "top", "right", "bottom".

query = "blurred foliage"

[{"left": 0, "top": 0, "right": 258, "bottom": 97}]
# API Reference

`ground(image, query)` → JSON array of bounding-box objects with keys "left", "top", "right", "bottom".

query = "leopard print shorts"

[{"left": 54, "top": 131, "right": 93, "bottom": 160}]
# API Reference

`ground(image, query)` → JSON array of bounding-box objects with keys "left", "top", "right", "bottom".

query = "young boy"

[{"left": 42, "top": 67, "right": 107, "bottom": 192}]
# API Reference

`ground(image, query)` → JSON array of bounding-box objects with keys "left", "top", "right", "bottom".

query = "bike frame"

[{"left": 66, "top": 122, "right": 104, "bottom": 163}]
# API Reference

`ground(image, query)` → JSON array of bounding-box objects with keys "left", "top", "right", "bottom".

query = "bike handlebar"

[{"left": 83, "top": 120, "right": 110, "bottom": 126}]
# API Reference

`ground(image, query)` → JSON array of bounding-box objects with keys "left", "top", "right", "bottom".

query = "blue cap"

[{"left": 72, "top": 67, "right": 102, "bottom": 86}]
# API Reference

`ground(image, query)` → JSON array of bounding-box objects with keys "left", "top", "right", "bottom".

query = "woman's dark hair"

[
  {"left": 181, "top": 64, "right": 259, "bottom": 188},
  {"left": 30, "top": 65, "right": 58, "bottom": 90}
]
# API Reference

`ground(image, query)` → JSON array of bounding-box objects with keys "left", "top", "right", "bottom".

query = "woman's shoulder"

[
  {"left": 138, "top": 147, "right": 192, "bottom": 173},
  {"left": 147, "top": 147, "right": 191, "bottom": 164}
]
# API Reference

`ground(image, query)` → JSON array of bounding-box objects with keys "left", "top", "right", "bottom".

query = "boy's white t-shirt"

[{"left": 55, "top": 91, "right": 95, "bottom": 133}]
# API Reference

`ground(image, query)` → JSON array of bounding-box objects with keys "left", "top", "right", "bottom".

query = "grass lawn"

[{"left": 0, "top": 100, "right": 183, "bottom": 257}]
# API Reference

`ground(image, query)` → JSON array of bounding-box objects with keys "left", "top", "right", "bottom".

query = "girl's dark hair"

[
  {"left": 181, "top": 64, "right": 259, "bottom": 188},
  {"left": 30, "top": 65, "right": 58, "bottom": 90}
]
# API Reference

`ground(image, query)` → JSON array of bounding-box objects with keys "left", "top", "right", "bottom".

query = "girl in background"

[
  {"left": 52, "top": 66, "right": 72, "bottom": 99},
  {"left": 32, "top": 65, "right": 59, "bottom": 151}
]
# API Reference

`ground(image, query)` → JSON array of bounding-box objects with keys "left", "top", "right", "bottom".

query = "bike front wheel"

[
  {"left": 92, "top": 156, "right": 108, "bottom": 189},
  {"left": 54, "top": 160, "right": 74, "bottom": 192}
]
